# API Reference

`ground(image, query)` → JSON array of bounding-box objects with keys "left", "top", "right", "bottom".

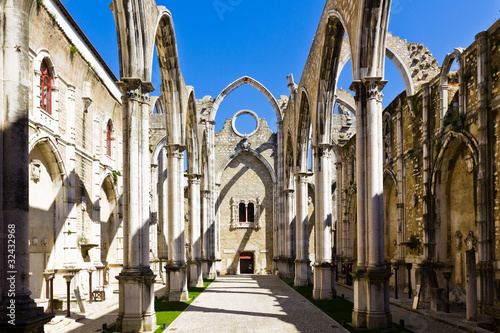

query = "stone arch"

[
  {"left": 432, "top": 131, "right": 478, "bottom": 277},
  {"left": 185, "top": 88, "right": 200, "bottom": 174},
  {"left": 296, "top": 88, "right": 312, "bottom": 172},
  {"left": 216, "top": 148, "right": 276, "bottom": 186},
  {"left": 336, "top": 43, "right": 415, "bottom": 97},
  {"left": 209, "top": 76, "right": 282, "bottom": 123},
  {"left": 439, "top": 48, "right": 466, "bottom": 126},
  {"left": 149, "top": 96, "right": 165, "bottom": 115},
  {"left": 28, "top": 137, "right": 67, "bottom": 299},
  {"left": 315, "top": 11, "right": 348, "bottom": 145},
  {"left": 383, "top": 168, "right": 398, "bottom": 261},
  {"left": 97, "top": 173, "right": 121, "bottom": 285},
  {"left": 335, "top": 96, "right": 356, "bottom": 115},
  {"left": 29, "top": 136, "right": 67, "bottom": 181}
]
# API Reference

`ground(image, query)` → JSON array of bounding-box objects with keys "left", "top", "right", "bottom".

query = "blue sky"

[{"left": 61, "top": 0, "right": 499, "bottom": 134}]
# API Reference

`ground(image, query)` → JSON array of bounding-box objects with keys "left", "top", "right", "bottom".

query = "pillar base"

[
  {"left": 0, "top": 294, "right": 54, "bottom": 333},
  {"left": 164, "top": 263, "right": 189, "bottom": 302},
  {"left": 116, "top": 269, "right": 157, "bottom": 333},
  {"left": 294, "top": 259, "right": 310, "bottom": 286},
  {"left": 189, "top": 261, "right": 204, "bottom": 287},
  {"left": 417, "top": 260, "right": 439, "bottom": 305},
  {"left": 313, "top": 263, "right": 335, "bottom": 300},
  {"left": 352, "top": 267, "right": 368, "bottom": 328},
  {"left": 353, "top": 266, "right": 392, "bottom": 330}
]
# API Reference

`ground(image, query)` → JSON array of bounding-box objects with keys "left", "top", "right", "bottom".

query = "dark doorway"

[{"left": 240, "top": 252, "right": 254, "bottom": 274}]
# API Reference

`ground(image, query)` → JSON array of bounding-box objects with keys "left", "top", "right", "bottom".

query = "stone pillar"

[
  {"left": 158, "top": 147, "right": 168, "bottom": 283},
  {"left": 164, "top": 145, "right": 188, "bottom": 302},
  {"left": 312, "top": 145, "right": 335, "bottom": 300},
  {"left": 419, "top": 84, "right": 439, "bottom": 304},
  {"left": 188, "top": 174, "right": 203, "bottom": 287},
  {"left": 0, "top": 2, "right": 54, "bottom": 331},
  {"left": 466, "top": 250, "right": 477, "bottom": 321},
  {"left": 475, "top": 31, "right": 495, "bottom": 312},
  {"left": 115, "top": 80, "right": 156, "bottom": 332},
  {"left": 351, "top": 79, "right": 391, "bottom": 330},
  {"left": 295, "top": 173, "right": 311, "bottom": 286},
  {"left": 284, "top": 188, "right": 295, "bottom": 278},
  {"left": 201, "top": 189, "right": 210, "bottom": 279}
]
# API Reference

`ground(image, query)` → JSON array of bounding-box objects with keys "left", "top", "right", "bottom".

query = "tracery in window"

[
  {"left": 106, "top": 120, "right": 113, "bottom": 157},
  {"left": 40, "top": 61, "right": 52, "bottom": 114}
]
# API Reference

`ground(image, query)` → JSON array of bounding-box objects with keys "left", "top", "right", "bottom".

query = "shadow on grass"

[
  {"left": 154, "top": 279, "right": 214, "bottom": 333},
  {"left": 281, "top": 278, "right": 413, "bottom": 333},
  {"left": 102, "top": 280, "right": 214, "bottom": 333}
]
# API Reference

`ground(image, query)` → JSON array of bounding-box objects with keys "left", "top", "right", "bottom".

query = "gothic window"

[
  {"left": 231, "top": 198, "right": 261, "bottom": 229},
  {"left": 239, "top": 203, "right": 246, "bottom": 222},
  {"left": 40, "top": 60, "right": 52, "bottom": 114},
  {"left": 247, "top": 203, "right": 255, "bottom": 222},
  {"left": 383, "top": 114, "right": 393, "bottom": 164},
  {"left": 106, "top": 120, "right": 113, "bottom": 157}
]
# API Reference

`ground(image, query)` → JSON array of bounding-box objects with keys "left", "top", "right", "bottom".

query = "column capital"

[
  {"left": 201, "top": 190, "right": 211, "bottom": 198},
  {"left": 350, "top": 78, "right": 387, "bottom": 103},
  {"left": 187, "top": 173, "right": 202, "bottom": 184},
  {"left": 283, "top": 188, "right": 295, "bottom": 196},
  {"left": 295, "top": 172, "right": 313, "bottom": 182}
]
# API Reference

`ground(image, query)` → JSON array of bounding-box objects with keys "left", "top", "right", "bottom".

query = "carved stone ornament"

[
  {"left": 32, "top": 237, "right": 39, "bottom": 246},
  {"left": 30, "top": 159, "right": 42, "bottom": 183},
  {"left": 464, "top": 154, "right": 474, "bottom": 173},
  {"left": 241, "top": 137, "right": 251, "bottom": 152},
  {"left": 454, "top": 230, "right": 463, "bottom": 250},
  {"left": 464, "top": 230, "right": 477, "bottom": 251}
]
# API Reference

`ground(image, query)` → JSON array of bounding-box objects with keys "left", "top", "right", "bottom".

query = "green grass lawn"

[
  {"left": 154, "top": 279, "right": 214, "bottom": 333},
  {"left": 103, "top": 279, "right": 213, "bottom": 333},
  {"left": 281, "top": 278, "right": 412, "bottom": 333}
]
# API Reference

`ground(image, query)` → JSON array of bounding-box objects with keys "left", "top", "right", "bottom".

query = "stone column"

[
  {"left": 295, "top": 173, "right": 311, "bottom": 286},
  {"left": 115, "top": 80, "right": 156, "bottom": 332},
  {"left": 395, "top": 101, "right": 406, "bottom": 291},
  {"left": 284, "top": 188, "right": 295, "bottom": 278},
  {"left": 419, "top": 84, "right": 439, "bottom": 304},
  {"left": 475, "top": 31, "right": 494, "bottom": 312},
  {"left": 351, "top": 79, "right": 391, "bottom": 329},
  {"left": 201, "top": 189, "right": 208, "bottom": 278},
  {"left": 0, "top": 2, "right": 54, "bottom": 331},
  {"left": 466, "top": 249, "right": 477, "bottom": 321},
  {"left": 158, "top": 147, "right": 168, "bottom": 283},
  {"left": 164, "top": 145, "right": 188, "bottom": 301},
  {"left": 312, "top": 145, "right": 335, "bottom": 300},
  {"left": 276, "top": 120, "right": 285, "bottom": 273},
  {"left": 188, "top": 174, "right": 203, "bottom": 287}
]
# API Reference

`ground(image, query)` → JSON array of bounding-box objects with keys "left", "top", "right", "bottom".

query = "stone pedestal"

[
  {"left": 313, "top": 264, "right": 335, "bottom": 300},
  {"left": 352, "top": 268, "right": 368, "bottom": 328},
  {"left": 294, "top": 259, "right": 310, "bottom": 286},
  {"left": 466, "top": 250, "right": 477, "bottom": 321},
  {"left": 116, "top": 270, "right": 156, "bottom": 333},
  {"left": 189, "top": 261, "right": 204, "bottom": 288},
  {"left": 366, "top": 268, "right": 392, "bottom": 329},
  {"left": 165, "top": 265, "right": 189, "bottom": 302}
]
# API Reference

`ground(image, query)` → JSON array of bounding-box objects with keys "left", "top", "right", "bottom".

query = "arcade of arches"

[{"left": 0, "top": 0, "right": 500, "bottom": 332}]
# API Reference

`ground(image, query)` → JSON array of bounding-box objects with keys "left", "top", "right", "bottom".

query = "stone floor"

[
  {"left": 44, "top": 284, "right": 166, "bottom": 333},
  {"left": 167, "top": 275, "right": 348, "bottom": 333},
  {"left": 43, "top": 275, "right": 496, "bottom": 333},
  {"left": 336, "top": 283, "right": 494, "bottom": 333}
]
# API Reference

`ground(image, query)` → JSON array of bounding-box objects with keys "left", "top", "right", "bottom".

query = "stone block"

[{"left": 430, "top": 288, "right": 446, "bottom": 312}]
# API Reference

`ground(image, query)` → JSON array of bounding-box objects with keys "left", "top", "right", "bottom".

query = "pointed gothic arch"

[{"left": 209, "top": 76, "right": 282, "bottom": 123}]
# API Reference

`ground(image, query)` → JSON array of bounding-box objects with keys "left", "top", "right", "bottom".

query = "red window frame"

[
  {"left": 106, "top": 121, "right": 112, "bottom": 157},
  {"left": 40, "top": 61, "right": 52, "bottom": 114}
]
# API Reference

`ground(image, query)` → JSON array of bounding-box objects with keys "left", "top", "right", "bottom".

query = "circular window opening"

[{"left": 232, "top": 110, "right": 259, "bottom": 137}]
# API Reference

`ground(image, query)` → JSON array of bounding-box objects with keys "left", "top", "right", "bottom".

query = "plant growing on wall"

[
  {"left": 443, "top": 110, "right": 467, "bottom": 132},
  {"left": 37, "top": 0, "right": 44, "bottom": 8},
  {"left": 70, "top": 45, "right": 78, "bottom": 55}
]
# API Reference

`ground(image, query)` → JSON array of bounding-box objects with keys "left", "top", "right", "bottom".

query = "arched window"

[
  {"left": 239, "top": 203, "right": 246, "bottom": 222},
  {"left": 247, "top": 203, "right": 255, "bottom": 222},
  {"left": 106, "top": 121, "right": 112, "bottom": 157},
  {"left": 40, "top": 60, "right": 52, "bottom": 114}
]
